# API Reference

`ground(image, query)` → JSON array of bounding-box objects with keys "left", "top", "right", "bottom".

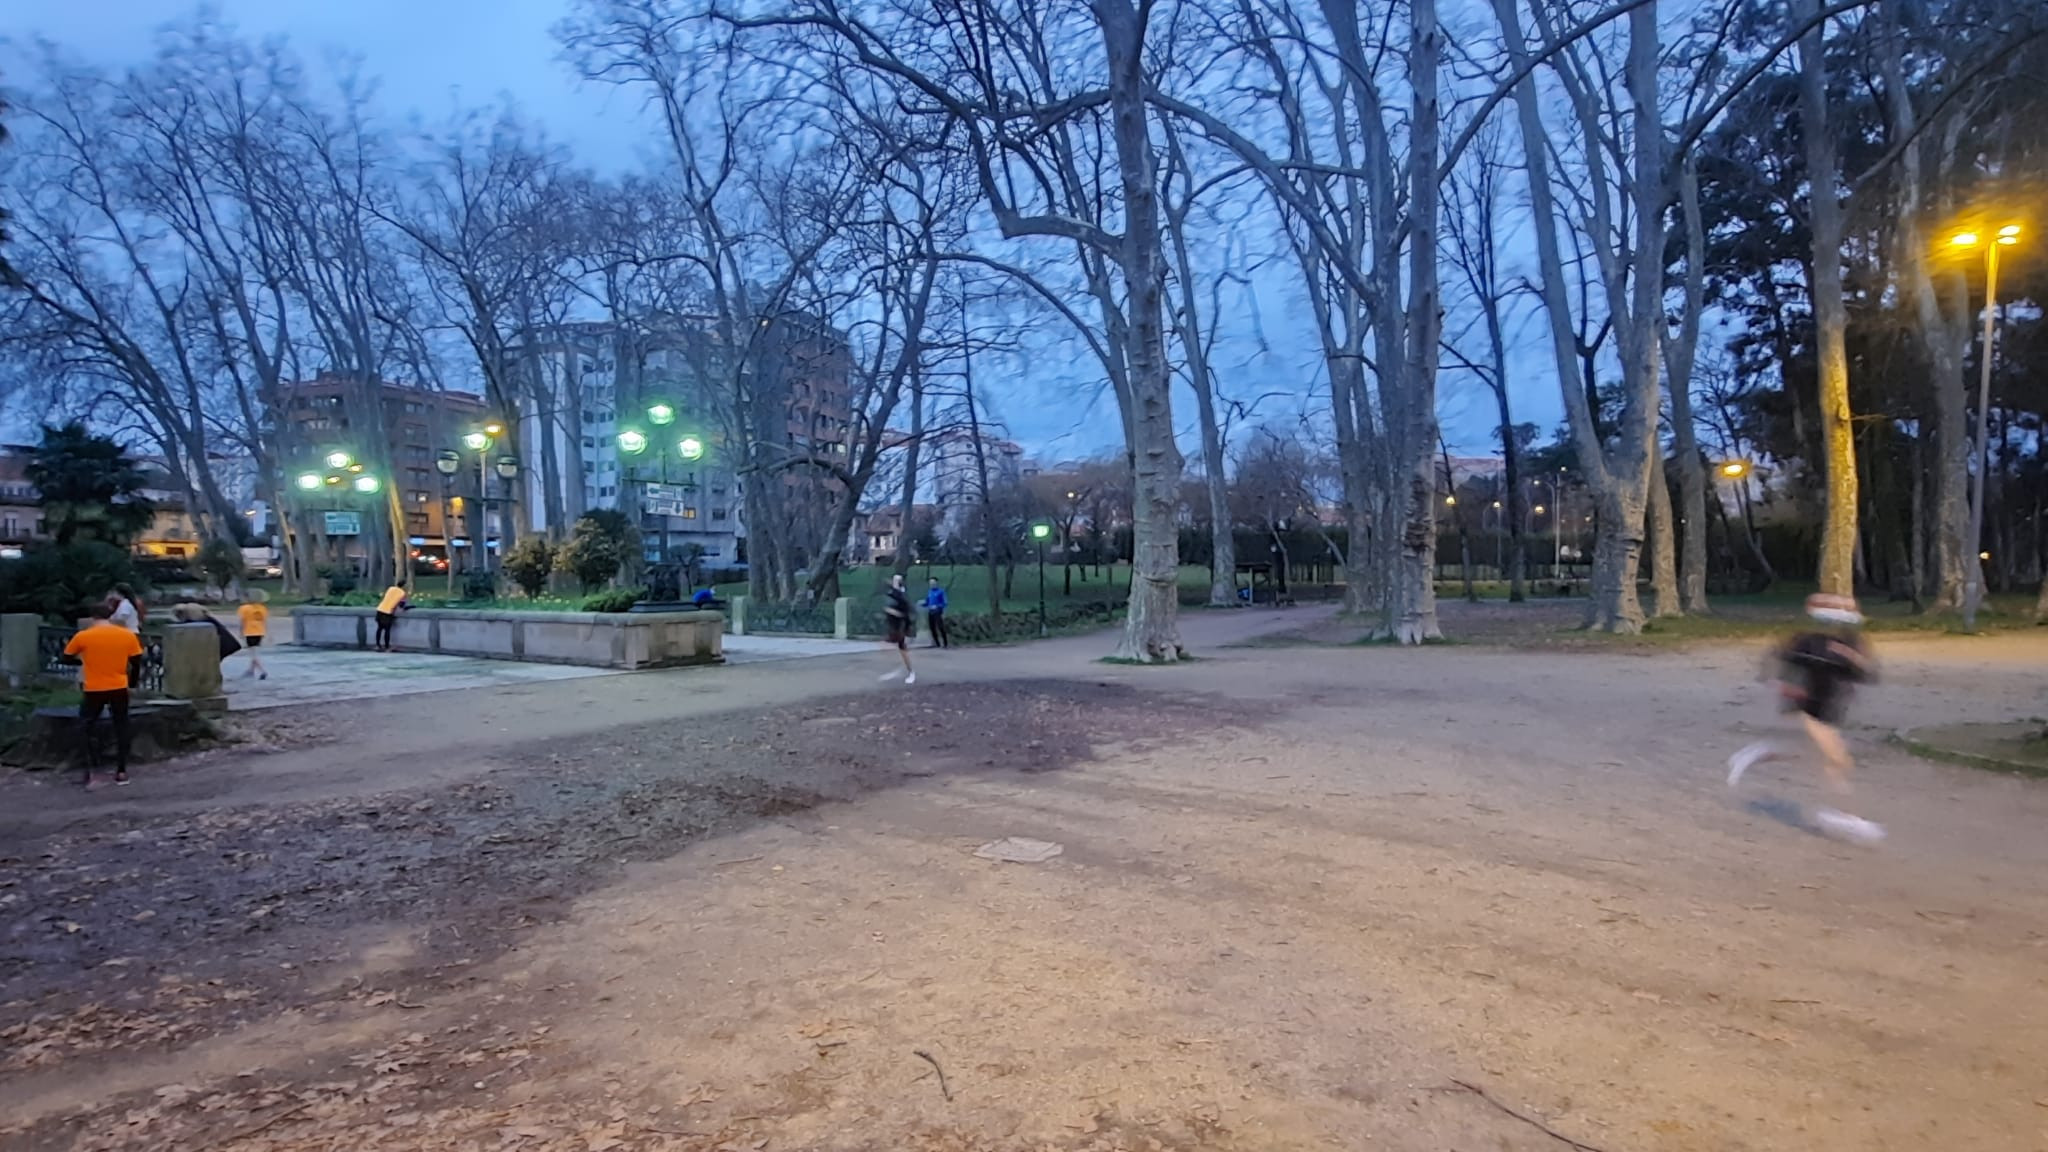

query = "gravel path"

[{"left": 4, "top": 608, "right": 2047, "bottom": 1150}]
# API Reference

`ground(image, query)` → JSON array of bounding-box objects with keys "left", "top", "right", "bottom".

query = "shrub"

[
  {"left": 198, "top": 537, "right": 243, "bottom": 592},
  {"left": 502, "top": 535, "right": 554, "bottom": 598},
  {"left": 316, "top": 562, "right": 359, "bottom": 597},
  {"left": 557, "top": 513, "right": 631, "bottom": 592},
  {"left": 460, "top": 568, "right": 497, "bottom": 601},
  {"left": 581, "top": 587, "right": 644, "bottom": 613},
  {"left": 0, "top": 541, "right": 138, "bottom": 622}
]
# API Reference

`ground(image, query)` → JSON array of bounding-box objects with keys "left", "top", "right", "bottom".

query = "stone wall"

[{"left": 291, "top": 607, "right": 723, "bottom": 670}]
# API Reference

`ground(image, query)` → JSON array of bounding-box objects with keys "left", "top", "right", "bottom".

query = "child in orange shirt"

[{"left": 237, "top": 590, "right": 269, "bottom": 680}]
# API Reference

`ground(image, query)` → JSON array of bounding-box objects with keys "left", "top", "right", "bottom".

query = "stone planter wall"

[{"left": 290, "top": 607, "right": 723, "bottom": 669}]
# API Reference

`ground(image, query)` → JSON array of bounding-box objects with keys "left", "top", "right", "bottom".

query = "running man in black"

[
  {"left": 1727, "top": 592, "right": 1883, "bottom": 842},
  {"left": 880, "top": 573, "right": 916, "bottom": 685}
]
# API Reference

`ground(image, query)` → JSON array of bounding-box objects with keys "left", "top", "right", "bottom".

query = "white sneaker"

[
  {"left": 880, "top": 670, "right": 901, "bottom": 682},
  {"left": 1727, "top": 742, "right": 1772, "bottom": 788},
  {"left": 1815, "top": 808, "right": 1887, "bottom": 844},
  {"left": 904, "top": 672, "right": 917, "bottom": 685}
]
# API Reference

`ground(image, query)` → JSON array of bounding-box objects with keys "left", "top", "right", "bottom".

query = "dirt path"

[{"left": 6, "top": 607, "right": 2048, "bottom": 1150}]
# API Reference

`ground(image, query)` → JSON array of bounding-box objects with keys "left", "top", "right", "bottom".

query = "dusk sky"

[{"left": 10, "top": 0, "right": 1564, "bottom": 463}]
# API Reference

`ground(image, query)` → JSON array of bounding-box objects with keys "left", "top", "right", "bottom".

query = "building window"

[
  {"left": 712, "top": 508, "right": 728, "bottom": 521},
  {"left": 683, "top": 507, "right": 698, "bottom": 519},
  {"left": 410, "top": 490, "right": 430, "bottom": 505},
  {"left": 583, "top": 462, "right": 594, "bottom": 474}
]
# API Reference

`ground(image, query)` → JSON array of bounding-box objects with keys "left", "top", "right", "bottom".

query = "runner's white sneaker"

[
  {"left": 1815, "top": 808, "right": 1887, "bottom": 844},
  {"left": 905, "top": 672, "right": 916, "bottom": 685},
  {"left": 1727, "top": 742, "right": 1772, "bottom": 787}
]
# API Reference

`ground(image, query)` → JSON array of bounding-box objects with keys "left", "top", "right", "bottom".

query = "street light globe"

[
  {"left": 647, "top": 402, "right": 676, "bottom": 425},
  {"left": 617, "top": 429, "right": 649, "bottom": 455},
  {"left": 494, "top": 455, "right": 519, "bottom": 480},
  {"left": 352, "top": 474, "right": 381, "bottom": 494},
  {"left": 1950, "top": 231, "right": 1980, "bottom": 247},
  {"left": 483, "top": 421, "right": 505, "bottom": 437},
  {"left": 1533, "top": 504, "right": 1546, "bottom": 515},
  {"left": 435, "top": 449, "right": 462, "bottom": 476},
  {"left": 295, "top": 472, "right": 323, "bottom": 491},
  {"left": 1444, "top": 495, "right": 1456, "bottom": 506},
  {"left": 1720, "top": 460, "right": 1750, "bottom": 478},
  {"left": 462, "top": 431, "right": 490, "bottom": 452},
  {"left": 1030, "top": 522, "right": 1051, "bottom": 541},
  {"left": 677, "top": 435, "right": 704, "bottom": 461},
  {"left": 325, "top": 450, "right": 352, "bottom": 470}
]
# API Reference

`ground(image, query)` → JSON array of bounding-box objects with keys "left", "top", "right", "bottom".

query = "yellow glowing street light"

[
  {"left": 482, "top": 421, "right": 505, "bottom": 437},
  {"left": 1952, "top": 220, "right": 2024, "bottom": 628},
  {"left": 1719, "top": 460, "right": 1751, "bottom": 479},
  {"left": 1444, "top": 495, "right": 1457, "bottom": 507}
]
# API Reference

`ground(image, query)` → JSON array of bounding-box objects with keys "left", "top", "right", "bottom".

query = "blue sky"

[{"left": 10, "top": 0, "right": 1563, "bottom": 464}]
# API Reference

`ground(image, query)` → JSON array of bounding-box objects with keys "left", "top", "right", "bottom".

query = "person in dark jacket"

[
  {"left": 1726, "top": 593, "right": 1883, "bottom": 843},
  {"left": 922, "top": 577, "right": 950, "bottom": 648},
  {"left": 880, "top": 573, "right": 916, "bottom": 685}
]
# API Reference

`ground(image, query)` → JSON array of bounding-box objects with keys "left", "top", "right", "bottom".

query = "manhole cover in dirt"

[{"left": 973, "top": 837, "right": 1064, "bottom": 864}]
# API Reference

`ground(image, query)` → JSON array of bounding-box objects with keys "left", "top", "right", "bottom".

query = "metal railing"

[
  {"left": 745, "top": 600, "right": 838, "bottom": 635},
  {"left": 39, "top": 625, "right": 166, "bottom": 696}
]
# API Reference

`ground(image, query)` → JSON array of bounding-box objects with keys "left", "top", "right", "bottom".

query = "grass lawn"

[{"left": 715, "top": 562, "right": 1216, "bottom": 617}]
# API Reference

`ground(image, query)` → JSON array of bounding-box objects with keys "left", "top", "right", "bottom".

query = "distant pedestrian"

[
  {"left": 63, "top": 603, "right": 144, "bottom": 789},
  {"left": 374, "top": 580, "right": 409, "bottom": 652},
  {"left": 880, "top": 572, "right": 916, "bottom": 685},
  {"left": 107, "top": 584, "right": 142, "bottom": 631},
  {"left": 923, "top": 577, "right": 950, "bottom": 649},
  {"left": 237, "top": 590, "right": 269, "bottom": 680},
  {"left": 1727, "top": 592, "right": 1883, "bottom": 843}
]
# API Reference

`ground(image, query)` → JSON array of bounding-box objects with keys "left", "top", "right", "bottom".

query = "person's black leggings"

[
  {"left": 928, "top": 610, "right": 950, "bottom": 648},
  {"left": 79, "top": 688, "right": 131, "bottom": 776},
  {"left": 374, "top": 611, "right": 395, "bottom": 650}
]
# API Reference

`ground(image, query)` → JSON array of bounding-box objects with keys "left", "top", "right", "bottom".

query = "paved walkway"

[
  {"left": 220, "top": 646, "right": 622, "bottom": 710},
  {"left": 219, "top": 630, "right": 888, "bottom": 710},
  {"left": 723, "top": 634, "right": 876, "bottom": 663}
]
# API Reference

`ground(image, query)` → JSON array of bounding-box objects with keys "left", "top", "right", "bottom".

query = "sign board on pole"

[
  {"left": 643, "top": 482, "right": 690, "bottom": 518},
  {"left": 323, "top": 511, "right": 362, "bottom": 536}
]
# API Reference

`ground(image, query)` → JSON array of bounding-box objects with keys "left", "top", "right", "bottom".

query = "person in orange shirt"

[
  {"left": 63, "top": 603, "right": 146, "bottom": 788},
  {"left": 237, "top": 590, "right": 269, "bottom": 680}
]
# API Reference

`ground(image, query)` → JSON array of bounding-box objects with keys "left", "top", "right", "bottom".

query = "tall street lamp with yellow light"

[{"left": 1950, "top": 223, "right": 2022, "bottom": 628}]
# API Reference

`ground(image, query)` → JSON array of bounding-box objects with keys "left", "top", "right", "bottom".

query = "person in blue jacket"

[{"left": 922, "top": 577, "right": 950, "bottom": 648}]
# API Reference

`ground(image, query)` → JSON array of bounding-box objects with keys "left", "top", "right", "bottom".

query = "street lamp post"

[
  {"left": 295, "top": 452, "right": 384, "bottom": 585},
  {"left": 1030, "top": 521, "right": 1052, "bottom": 637},
  {"left": 434, "top": 449, "right": 463, "bottom": 594},
  {"left": 1951, "top": 224, "right": 2022, "bottom": 628},
  {"left": 617, "top": 400, "right": 707, "bottom": 607}
]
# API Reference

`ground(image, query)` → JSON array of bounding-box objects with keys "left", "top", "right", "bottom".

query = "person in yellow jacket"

[
  {"left": 237, "top": 590, "right": 270, "bottom": 679},
  {"left": 374, "top": 581, "right": 409, "bottom": 652}
]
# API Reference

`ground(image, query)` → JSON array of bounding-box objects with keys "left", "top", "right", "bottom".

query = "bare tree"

[{"left": 1443, "top": 117, "right": 1529, "bottom": 602}]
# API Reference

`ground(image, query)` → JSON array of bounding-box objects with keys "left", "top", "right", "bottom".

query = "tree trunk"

[
  {"left": 1799, "top": 0, "right": 1859, "bottom": 597},
  {"left": 890, "top": 372, "right": 925, "bottom": 583},
  {"left": 1588, "top": 486, "right": 1649, "bottom": 631},
  {"left": 1647, "top": 451, "right": 1681, "bottom": 617},
  {"left": 1097, "top": 0, "right": 1186, "bottom": 662},
  {"left": 1668, "top": 164, "right": 1711, "bottom": 613},
  {"left": 1384, "top": 0, "right": 1444, "bottom": 645}
]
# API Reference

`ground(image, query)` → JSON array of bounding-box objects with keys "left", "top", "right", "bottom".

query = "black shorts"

[
  {"left": 245, "top": 635, "right": 264, "bottom": 648},
  {"left": 887, "top": 617, "right": 909, "bottom": 648}
]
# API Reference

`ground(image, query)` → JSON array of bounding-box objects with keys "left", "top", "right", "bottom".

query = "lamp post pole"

[
  {"left": 1963, "top": 231, "right": 2012, "bottom": 628},
  {"left": 1030, "top": 521, "right": 1051, "bottom": 637}
]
